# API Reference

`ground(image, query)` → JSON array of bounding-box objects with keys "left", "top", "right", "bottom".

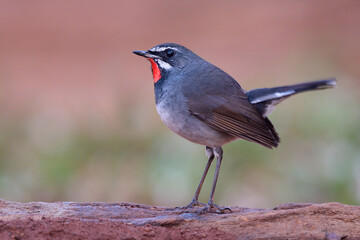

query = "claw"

[
  {"left": 181, "top": 198, "right": 206, "bottom": 209},
  {"left": 165, "top": 198, "right": 206, "bottom": 212},
  {"left": 197, "top": 203, "right": 232, "bottom": 214},
  {"left": 177, "top": 199, "right": 206, "bottom": 212}
]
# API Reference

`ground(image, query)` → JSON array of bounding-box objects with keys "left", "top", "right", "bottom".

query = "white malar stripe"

[
  {"left": 250, "top": 90, "right": 295, "bottom": 104},
  {"left": 155, "top": 59, "right": 172, "bottom": 70},
  {"left": 150, "top": 46, "right": 179, "bottom": 52}
]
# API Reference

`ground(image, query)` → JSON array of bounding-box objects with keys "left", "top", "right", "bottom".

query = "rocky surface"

[{"left": 0, "top": 199, "right": 359, "bottom": 239}]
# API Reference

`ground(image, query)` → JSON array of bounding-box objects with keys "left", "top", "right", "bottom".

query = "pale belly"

[{"left": 156, "top": 101, "right": 236, "bottom": 147}]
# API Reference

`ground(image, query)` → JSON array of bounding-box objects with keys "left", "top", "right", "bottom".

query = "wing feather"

[{"left": 182, "top": 64, "right": 279, "bottom": 148}]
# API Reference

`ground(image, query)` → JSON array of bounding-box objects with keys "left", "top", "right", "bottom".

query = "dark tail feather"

[{"left": 247, "top": 78, "right": 337, "bottom": 117}]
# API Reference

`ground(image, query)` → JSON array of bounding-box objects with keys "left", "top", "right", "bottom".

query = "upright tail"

[{"left": 247, "top": 78, "right": 337, "bottom": 117}]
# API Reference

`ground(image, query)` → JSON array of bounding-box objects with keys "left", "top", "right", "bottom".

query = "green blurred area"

[
  {"left": 0, "top": 1, "right": 359, "bottom": 208},
  {"left": 0, "top": 84, "right": 359, "bottom": 208}
]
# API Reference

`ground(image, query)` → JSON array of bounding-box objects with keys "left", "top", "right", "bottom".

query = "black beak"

[{"left": 133, "top": 50, "right": 161, "bottom": 59}]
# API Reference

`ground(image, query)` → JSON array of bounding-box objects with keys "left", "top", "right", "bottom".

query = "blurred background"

[{"left": 0, "top": 0, "right": 359, "bottom": 208}]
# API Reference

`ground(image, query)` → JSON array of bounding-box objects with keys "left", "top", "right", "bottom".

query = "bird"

[{"left": 133, "top": 43, "right": 336, "bottom": 214}]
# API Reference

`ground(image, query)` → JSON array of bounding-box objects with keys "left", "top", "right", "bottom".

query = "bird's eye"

[{"left": 165, "top": 49, "right": 175, "bottom": 57}]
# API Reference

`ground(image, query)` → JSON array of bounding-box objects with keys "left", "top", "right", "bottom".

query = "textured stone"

[{"left": 0, "top": 199, "right": 359, "bottom": 239}]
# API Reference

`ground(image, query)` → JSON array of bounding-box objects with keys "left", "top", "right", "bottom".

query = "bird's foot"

[
  {"left": 175, "top": 201, "right": 231, "bottom": 214},
  {"left": 181, "top": 198, "right": 206, "bottom": 209},
  {"left": 165, "top": 198, "right": 205, "bottom": 211},
  {"left": 177, "top": 198, "right": 206, "bottom": 211},
  {"left": 196, "top": 202, "right": 232, "bottom": 214}
]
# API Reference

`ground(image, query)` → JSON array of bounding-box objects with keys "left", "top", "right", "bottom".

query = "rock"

[{"left": 0, "top": 199, "right": 359, "bottom": 239}]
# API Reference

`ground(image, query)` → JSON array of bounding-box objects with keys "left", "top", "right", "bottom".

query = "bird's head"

[{"left": 133, "top": 43, "right": 194, "bottom": 83}]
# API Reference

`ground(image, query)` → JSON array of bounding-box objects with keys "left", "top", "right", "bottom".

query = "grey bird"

[{"left": 133, "top": 43, "right": 336, "bottom": 214}]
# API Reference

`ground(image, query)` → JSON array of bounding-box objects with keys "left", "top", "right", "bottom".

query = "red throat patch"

[{"left": 148, "top": 59, "right": 161, "bottom": 83}]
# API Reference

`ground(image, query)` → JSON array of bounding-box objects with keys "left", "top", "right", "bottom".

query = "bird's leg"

[
  {"left": 198, "top": 146, "right": 231, "bottom": 214},
  {"left": 179, "top": 147, "right": 214, "bottom": 210}
]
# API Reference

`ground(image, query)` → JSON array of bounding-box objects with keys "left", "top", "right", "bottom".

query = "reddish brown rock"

[{"left": 0, "top": 199, "right": 359, "bottom": 239}]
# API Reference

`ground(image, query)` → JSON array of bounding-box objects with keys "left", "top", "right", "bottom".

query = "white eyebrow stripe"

[{"left": 149, "top": 46, "right": 179, "bottom": 52}]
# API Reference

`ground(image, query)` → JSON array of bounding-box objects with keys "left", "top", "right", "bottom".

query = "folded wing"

[{"left": 182, "top": 68, "right": 279, "bottom": 148}]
